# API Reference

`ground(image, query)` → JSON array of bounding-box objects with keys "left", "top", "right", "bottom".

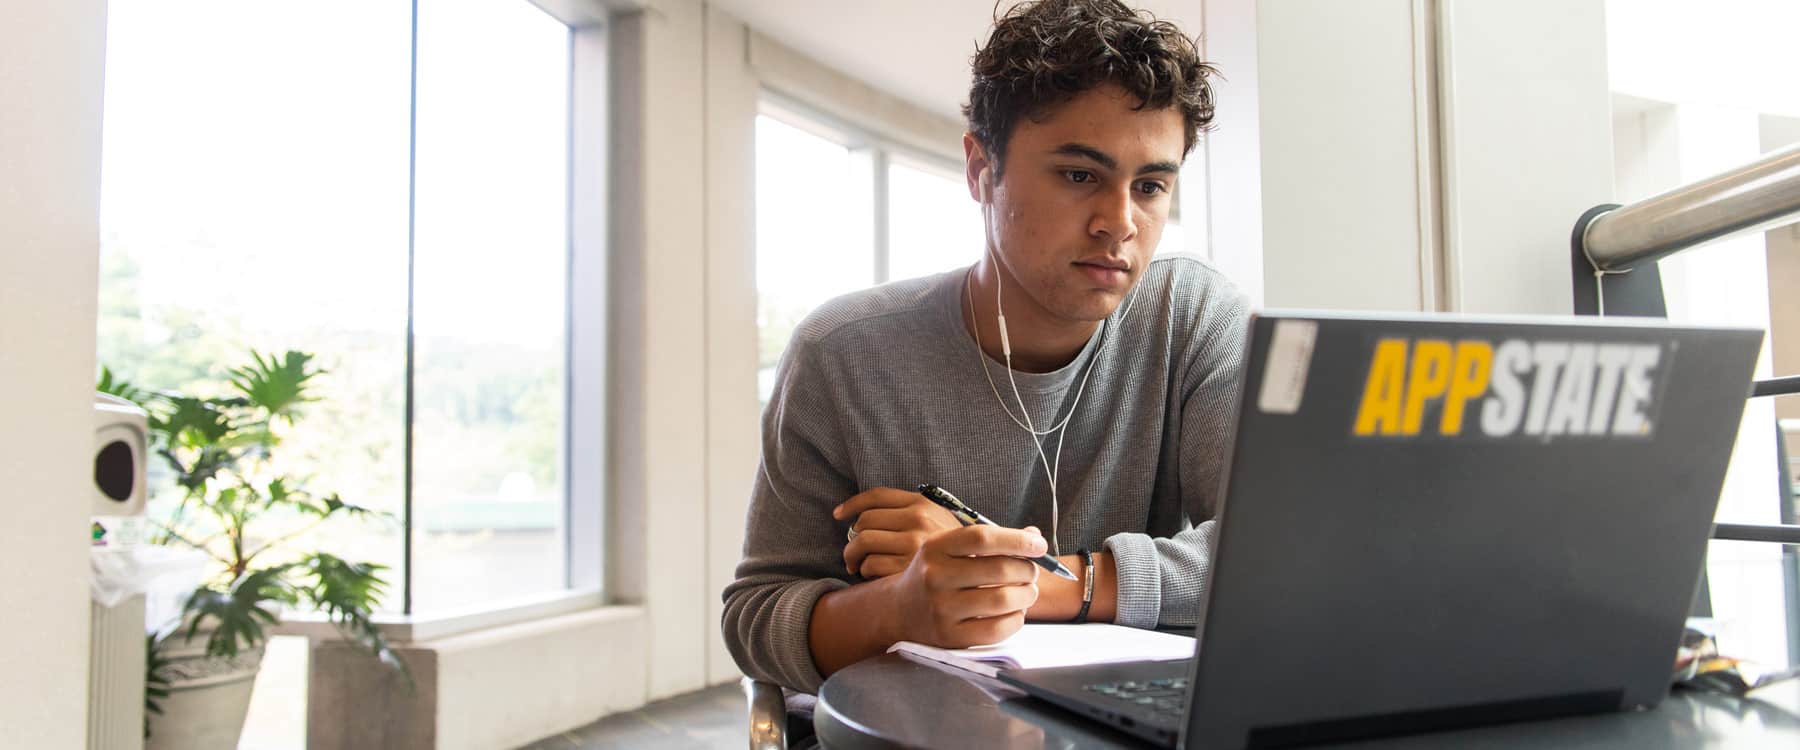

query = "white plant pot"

[{"left": 145, "top": 625, "right": 266, "bottom": 750}]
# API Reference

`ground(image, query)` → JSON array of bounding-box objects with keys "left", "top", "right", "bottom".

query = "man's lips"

[{"left": 1073, "top": 260, "right": 1130, "bottom": 285}]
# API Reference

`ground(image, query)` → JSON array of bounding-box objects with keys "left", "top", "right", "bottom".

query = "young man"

[{"left": 724, "top": 0, "right": 1248, "bottom": 693}]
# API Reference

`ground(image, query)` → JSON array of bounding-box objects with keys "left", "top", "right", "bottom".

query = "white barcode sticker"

[{"left": 1257, "top": 319, "right": 1317, "bottom": 414}]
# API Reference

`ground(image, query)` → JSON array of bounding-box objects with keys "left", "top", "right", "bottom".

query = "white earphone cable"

[{"left": 969, "top": 167, "right": 1141, "bottom": 554}]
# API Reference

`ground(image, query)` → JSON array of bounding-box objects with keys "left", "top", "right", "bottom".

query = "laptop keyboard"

[{"left": 1082, "top": 677, "right": 1189, "bottom": 717}]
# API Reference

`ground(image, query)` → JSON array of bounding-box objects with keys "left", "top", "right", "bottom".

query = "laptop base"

[{"left": 1000, "top": 659, "right": 1189, "bottom": 747}]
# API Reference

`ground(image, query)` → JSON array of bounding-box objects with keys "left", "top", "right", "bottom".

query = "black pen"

[{"left": 917, "top": 483, "right": 1078, "bottom": 580}]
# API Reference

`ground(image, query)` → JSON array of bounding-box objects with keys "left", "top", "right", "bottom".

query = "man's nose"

[{"left": 1088, "top": 186, "right": 1138, "bottom": 243}]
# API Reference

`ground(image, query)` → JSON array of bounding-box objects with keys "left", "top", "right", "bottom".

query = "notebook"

[{"left": 888, "top": 624, "right": 1195, "bottom": 678}]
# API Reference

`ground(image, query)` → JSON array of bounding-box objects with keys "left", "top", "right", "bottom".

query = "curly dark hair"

[{"left": 964, "top": 0, "right": 1217, "bottom": 175}]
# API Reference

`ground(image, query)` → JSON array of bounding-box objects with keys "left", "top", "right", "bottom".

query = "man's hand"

[
  {"left": 834, "top": 487, "right": 962, "bottom": 578},
  {"left": 888, "top": 524, "right": 1046, "bottom": 648},
  {"left": 808, "top": 521, "right": 1049, "bottom": 675}
]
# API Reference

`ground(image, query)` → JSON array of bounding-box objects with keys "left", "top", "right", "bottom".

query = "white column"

[
  {"left": 702, "top": 4, "right": 764, "bottom": 686},
  {"left": 608, "top": 0, "right": 712, "bottom": 699},
  {"left": 0, "top": 1, "right": 106, "bottom": 745}
]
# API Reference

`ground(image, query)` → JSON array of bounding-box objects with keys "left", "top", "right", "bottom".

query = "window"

[
  {"left": 411, "top": 0, "right": 572, "bottom": 614},
  {"left": 755, "top": 112, "right": 875, "bottom": 401},
  {"left": 755, "top": 101, "right": 1190, "bottom": 400},
  {"left": 886, "top": 156, "right": 983, "bottom": 283},
  {"left": 97, "top": 0, "right": 584, "bottom": 619},
  {"left": 1606, "top": 0, "right": 1800, "bottom": 669}
]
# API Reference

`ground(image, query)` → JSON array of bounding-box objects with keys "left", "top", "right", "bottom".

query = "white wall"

[
  {"left": 1256, "top": 0, "right": 1436, "bottom": 311},
  {"left": 308, "top": 607, "right": 649, "bottom": 749},
  {"left": 1254, "top": 0, "right": 1613, "bottom": 314},
  {"left": 0, "top": 1, "right": 107, "bottom": 746}
]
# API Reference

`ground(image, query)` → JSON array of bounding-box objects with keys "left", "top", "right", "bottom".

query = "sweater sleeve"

[
  {"left": 1104, "top": 269, "right": 1249, "bottom": 629},
  {"left": 721, "top": 336, "right": 859, "bottom": 693}
]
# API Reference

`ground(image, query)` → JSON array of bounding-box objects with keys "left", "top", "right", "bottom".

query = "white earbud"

[{"left": 976, "top": 166, "right": 1011, "bottom": 357}]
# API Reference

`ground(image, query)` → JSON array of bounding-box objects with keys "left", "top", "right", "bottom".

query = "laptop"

[{"left": 998, "top": 311, "right": 1764, "bottom": 748}]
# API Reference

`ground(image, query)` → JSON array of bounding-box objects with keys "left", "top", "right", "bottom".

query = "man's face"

[{"left": 968, "top": 83, "right": 1186, "bottom": 325}]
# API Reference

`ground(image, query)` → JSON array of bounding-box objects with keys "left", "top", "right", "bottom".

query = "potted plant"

[{"left": 99, "top": 351, "right": 405, "bottom": 749}]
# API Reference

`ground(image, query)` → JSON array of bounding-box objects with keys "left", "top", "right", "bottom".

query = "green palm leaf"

[
  {"left": 183, "top": 565, "right": 296, "bottom": 659},
  {"left": 96, "top": 366, "right": 148, "bottom": 405},
  {"left": 144, "top": 634, "right": 173, "bottom": 739},
  {"left": 229, "top": 350, "right": 321, "bottom": 424},
  {"left": 304, "top": 553, "right": 411, "bottom": 689},
  {"left": 153, "top": 395, "right": 234, "bottom": 447}
]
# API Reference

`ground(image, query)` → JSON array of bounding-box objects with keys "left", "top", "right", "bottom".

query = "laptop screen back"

[{"left": 1183, "top": 312, "right": 1763, "bottom": 748}]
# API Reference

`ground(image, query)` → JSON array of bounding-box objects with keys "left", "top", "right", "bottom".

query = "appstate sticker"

[{"left": 1258, "top": 319, "right": 1317, "bottom": 414}]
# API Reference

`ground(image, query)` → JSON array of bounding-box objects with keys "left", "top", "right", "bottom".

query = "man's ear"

[{"left": 963, "top": 132, "right": 993, "bottom": 205}]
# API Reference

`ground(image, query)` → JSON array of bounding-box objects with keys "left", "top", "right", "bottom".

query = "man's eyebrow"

[
  {"left": 1051, "top": 143, "right": 1117, "bottom": 170},
  {"left": 1052, "top": 143, "right": 1180, "bottom": 177},
  {"left": 1136, "top": 160, "right": 1181, "bottom": 177}
]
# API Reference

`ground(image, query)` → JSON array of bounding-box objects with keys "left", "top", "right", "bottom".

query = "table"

[{"left": 814, "top": 653, "right": 1800, "bottom": 749}]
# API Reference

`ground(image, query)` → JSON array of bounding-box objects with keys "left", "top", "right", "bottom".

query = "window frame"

[{"left": 562, "top": 7, "right": 609, "bottom": 607}]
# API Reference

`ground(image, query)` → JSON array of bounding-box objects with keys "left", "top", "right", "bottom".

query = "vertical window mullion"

[
  {"left": 566, "top": 21, "right": 609, "bottom": 596},
  {"left": 561, "top": 27, "right": 577, "bottom": 594},
  {"left": 401, "top": 0, "right": 421, "bottom": 617}
]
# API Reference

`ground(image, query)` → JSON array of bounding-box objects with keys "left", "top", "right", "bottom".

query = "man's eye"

[
  {"left": 1137, "top": 181, "right": 1168, "bottom": 195},
  {"left": 1064, "top": 170, "right": 1095, "bottom": 184}
]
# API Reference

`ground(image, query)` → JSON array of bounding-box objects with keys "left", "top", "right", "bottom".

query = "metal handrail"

[
  {"left": 1752, "top": 375, "right": 1800, "bottom": 399},
  {"left": 1568, "top": 143, "right": 1800, "bottom": 549},
  {"left": 1578, "top": 141, "right": 1800, "bottom": 272},
  {"left": 1713, "top": 523, "right": 1800, "bottom": 546}
]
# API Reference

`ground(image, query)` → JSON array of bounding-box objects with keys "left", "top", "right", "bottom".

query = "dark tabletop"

[{"left": 814, "top": 653, "right": 1800, "bottom": 749}]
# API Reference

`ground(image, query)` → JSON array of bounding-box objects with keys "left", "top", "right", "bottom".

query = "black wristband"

[{"left": 1073, "top": 548, "right": 1095, "bottom": 624}]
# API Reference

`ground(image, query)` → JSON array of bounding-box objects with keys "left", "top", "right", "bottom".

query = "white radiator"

[
  {"left": 89, "top": 594, "right": 145, "bottom": 750},
  {"left": 89, "top": 394, "right": 150, "bottom": 750}
]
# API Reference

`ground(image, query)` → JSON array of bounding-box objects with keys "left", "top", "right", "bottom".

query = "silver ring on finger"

[{"left": 846, "top": 526, "right": 859, "bottom": 542}]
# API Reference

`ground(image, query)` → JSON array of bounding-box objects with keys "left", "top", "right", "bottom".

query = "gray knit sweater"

[{"left": 723, "top": 253, "right": 1250, "bottom": 692}]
